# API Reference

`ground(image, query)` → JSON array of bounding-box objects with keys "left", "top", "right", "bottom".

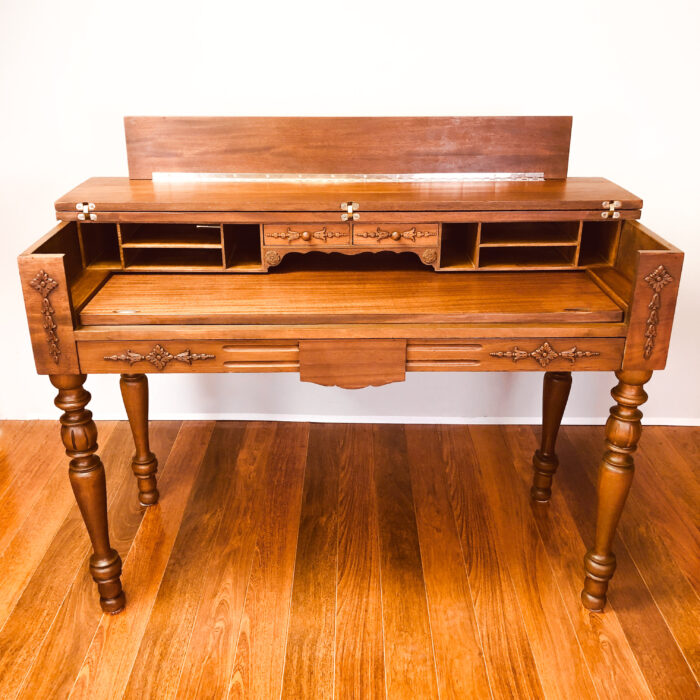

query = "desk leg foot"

[
  {"left": 120, "top": 373, "right": 159, "bottom": 507},
  {"left": 531, "top": 371, "right": 572, "bottom": 502},
  {"left": 50, "top": 374, "right": 125, "bottom": 614},
  {"left": 581, "top": 369, "right": 652, "bottom": 611}
]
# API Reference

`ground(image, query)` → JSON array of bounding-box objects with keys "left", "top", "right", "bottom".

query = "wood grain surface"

[
  {"left": 79, "top": 270, "right": 624, "bottom": 325},
  {"left": 0, "top": 420, "right": 697, "bottom": 698},
  {"left": 123, "top": 116, "right": 573, "bottom": 179},
  {"left": 54, "top": 176, "right": 644, "bottom": 213}
]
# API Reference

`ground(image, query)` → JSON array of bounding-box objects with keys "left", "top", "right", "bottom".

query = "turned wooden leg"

[
  {"left": 50, "top": 374, "right": 125, "bottom": 614},
  {"left": 531, "top": 370, "right": 572, "bottom": 502},
  {"left": 581, "top": 369, "right": 652, "bottom": 611},
  {"left": 119, "top": 373, "right": 159, "bottom": 506}
]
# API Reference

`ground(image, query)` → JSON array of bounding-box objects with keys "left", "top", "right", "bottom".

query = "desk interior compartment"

[
  {"left": 223, "top": 224, "right": 263, "bottom": 271},
  {"left": 120, "top": 223, "right": 223, "bottom": 248},
  {"left": 578, "top": 221, "right": 621, "bottom": 266},
  {"left": 78, "top": 222, "right": 121, "bottom": 270},
  {"left": 122, "top": 246, "right": 223, "bottom": 271},
  {"left": 439, "top": 223, "right": 479, "bottom": 269}
]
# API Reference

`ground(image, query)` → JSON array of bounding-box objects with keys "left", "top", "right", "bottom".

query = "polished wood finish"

[
  {"left": 119, "top": 373, "right": 159, "bottom": 506},
  {"left": 55, "top": 176, "right": 643, "bottom": 214},
  {"left": 582, "top": 370, "right": 652, "bottom": 611},
  {"left": 3, "top": 421, "right": 698, "bottom": 697},
  {"left": 75, "top": 336, "right": 626, "bottom": 374},
  {"left": 124, "top": 116, "right": 574, "bottom": 179},
  {"left": 17, "top": 117, "right": 685, "bottom": 617},
  {"left": 299, "top": 339, "right": 407, "bottom": 389},
  {"left": 78, "top": 270, "right": 624, "bottom": 325},
  {"left": 49, "top": 375, "right": 124, "bottom": 614},
  {"left": 531, "top": 371, "right": 572, "bottom": 501}
]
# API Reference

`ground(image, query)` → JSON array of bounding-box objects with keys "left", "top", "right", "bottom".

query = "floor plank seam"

[{"left": 440, "top": 427, "right": 495, "bottom": 700}]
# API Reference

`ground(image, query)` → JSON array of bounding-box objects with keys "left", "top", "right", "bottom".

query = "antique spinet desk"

[{"left": 18, "top": 117, "right": 683, "bottom": 615}]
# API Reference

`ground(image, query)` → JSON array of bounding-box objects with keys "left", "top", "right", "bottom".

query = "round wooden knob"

[
  {"left": 391, "top": 230, "right": 401, "bottom": 241},
  {"left": 301, "top": 230, "right": 311, "bottom": 241}
]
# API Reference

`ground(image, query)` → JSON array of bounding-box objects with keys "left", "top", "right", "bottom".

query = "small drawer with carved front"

[
  {"left": 352, "top": 223, "right": 439, "bottom": 247},
  {"left": 263, "top": 224, "right": 350, "bottom": 246}
]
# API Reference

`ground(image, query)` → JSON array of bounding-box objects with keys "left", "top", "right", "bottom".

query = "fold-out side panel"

[{"left": 79, "top": 271, "right": 624, "bottom": 326}]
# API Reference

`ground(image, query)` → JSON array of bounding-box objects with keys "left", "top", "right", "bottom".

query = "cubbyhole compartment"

[
  {"left": 479, "top": 221, "right": 580, "bottom": 246},
  {"left": 478, "top": 245, "right": 576, "bottom": 270},
  {"left": 78, "top": 222, "right": 121, "bottom": 270},
  {"left": 578, "top": 221, "right": 621, "bottom": 266},
  {"left": 120, "top": 223, "right": 223, "bottom": 248},
  {"left": 224, "top": 224, "right": 263, "bottom": 271},
  {"left": 123, "top": 247, "right": 223, "bottom": 271},
  {"left": 439, "top": 223, "right": 479, "bottom": 269}
]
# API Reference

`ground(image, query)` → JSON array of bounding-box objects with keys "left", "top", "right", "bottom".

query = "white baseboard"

[{"left": 37, "top": 412, "right": 697, "bottom": 426}]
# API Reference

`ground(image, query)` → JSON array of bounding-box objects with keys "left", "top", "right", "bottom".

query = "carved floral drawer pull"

[
  {"left": 30, "top": 270, "right": 61, "bottom": 364},
  {"left": 490, "top": 341, "right": 600, "bottom": 368},
  {"left": 267, "top": 226, "right": 347, "bottom": 242},
  {"left": 355, "top": 226, "right": 437, "bottom": 242},
  {"left": 643, "top": 264, "right": 673, "bottom": 359},
  {"left": 104, "top": 344, "right": 215, "bottom": 370}
]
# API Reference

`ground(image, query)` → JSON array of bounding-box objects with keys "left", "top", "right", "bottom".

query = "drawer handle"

[
  {"left": 104, "top": 343, "right": 215, "bottom": 370},
  {"left": 490, "top": 341, "right": 600, "bottom": 368},
  {"left": 355, "top": 226, "right": 437, "bottom": 242},
  {"left": 267, "top": 226, "right": 347, "bottom": 242}
]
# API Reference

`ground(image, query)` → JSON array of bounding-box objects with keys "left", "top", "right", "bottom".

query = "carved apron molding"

[
  {"left": 490, "top": 341, "right": 600, "bottom": 368},
  {"left": 104, "top": 344, "right": 215, "bottom": 370}
]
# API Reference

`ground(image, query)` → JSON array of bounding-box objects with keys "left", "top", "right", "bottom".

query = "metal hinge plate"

[
  {"left": 601, "top": 200, "right": 621, "bottom": 219},
  {"left": 341, "top": 201, "right": 360, "bottom": 221},
  {"left": 76, "top": 202, "right": 97, "bottom": 221}
]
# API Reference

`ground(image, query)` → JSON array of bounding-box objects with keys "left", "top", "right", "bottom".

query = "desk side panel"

[{"left": 18, "top": 254, "right": 80, "bottom": 374}]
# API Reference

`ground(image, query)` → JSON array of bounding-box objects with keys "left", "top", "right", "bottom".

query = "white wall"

[{"left": 1, "top": 0, "right": 698, "bottom": 424}]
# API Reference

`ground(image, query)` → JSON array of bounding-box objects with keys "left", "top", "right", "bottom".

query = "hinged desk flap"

[{"left": 55, "top": 177, "right": 642, "bottom": 214}]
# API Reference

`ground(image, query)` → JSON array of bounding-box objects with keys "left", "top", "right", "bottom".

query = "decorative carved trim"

[
  {"left": 104, "top": 344, "right": 215, "bottom": 370},
  {"left": 643, "top": 264, "right": 673, "bottom": 359},
  {"left": 421, "top": 249, "right": 438, "bottom": 265},
  {"left": 267, "top": 226, "right": 347, "bottom": 242},
  {"left": 29, "top": 270, "right": 60, "bottom": 363},
  {"left": 355, "top": 226, "right": 437, "bottom": 242},
  {"left": 264, "top": 250, "right": 281, "bottom": 266},
  {"left": 490, "top": 341, "right": 600, "bottom": 368}
]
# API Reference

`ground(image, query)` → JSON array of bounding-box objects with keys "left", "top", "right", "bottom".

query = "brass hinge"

[
  {"left": 601, "top": 200, "right": 621, "bottom": 219},
  {"left": 76, "top": 202, "right": 97, "bottom": 221},
  {"left": 340, "top": 201, "right": 359, "bottom": 221}
]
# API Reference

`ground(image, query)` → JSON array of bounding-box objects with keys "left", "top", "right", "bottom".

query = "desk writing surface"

[{"left": 79, "top": 269, "right": 623, "bottom": 326}]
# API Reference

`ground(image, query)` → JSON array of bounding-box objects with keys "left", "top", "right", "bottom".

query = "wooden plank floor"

[{"left": 0, "top": 420, "right": 697, "bottom": 699}]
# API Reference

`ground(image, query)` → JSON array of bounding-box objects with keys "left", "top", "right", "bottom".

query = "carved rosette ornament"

[
  {"left": 643, "top": 264, "right": 673, "bottom": 359},
  {"left": 104, "top": 344, "right": 215, "bottom": 370},
  {"left": 29, "top": 270, "right": 61, "bottom": 363},
  {"left": 356, "top": 226, "right": 437, "bottom": 242},
  {"left": 267, "top": 226, "right": 347, "bottom": 242},
  {"left": 421, "top": 249, "right": 438, "bottom": 265},
  {"left": 490, "top": 341, "right": 600, "bottom": 368},
  {"left": 265, "top": 250, "right": 282, "bottom": 267}
]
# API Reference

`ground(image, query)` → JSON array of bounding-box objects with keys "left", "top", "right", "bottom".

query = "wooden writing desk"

[{"left": 18, "top": 117, "right": 683, "bottom": 615}]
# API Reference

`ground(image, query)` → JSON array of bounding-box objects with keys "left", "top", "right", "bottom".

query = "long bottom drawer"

[{"left": 76, "top": 337, "right": 624, "bottom": 374}]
